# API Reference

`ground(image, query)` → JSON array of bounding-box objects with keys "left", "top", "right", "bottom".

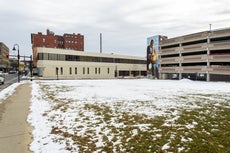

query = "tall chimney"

[{"left": 100, "top": 33, "right": 102, "bottom": 53}]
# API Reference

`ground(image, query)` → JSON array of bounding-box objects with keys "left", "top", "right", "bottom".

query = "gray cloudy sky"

[{"left": 0, "top": 0, "right": 229, "bottom": 56}]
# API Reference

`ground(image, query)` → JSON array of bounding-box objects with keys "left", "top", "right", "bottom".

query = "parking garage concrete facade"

[{"left": 159, "top": 28, "right": 230, "bottom": 81}]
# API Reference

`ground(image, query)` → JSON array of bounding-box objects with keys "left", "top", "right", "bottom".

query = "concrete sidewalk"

[{"left": 0, "top": 83, "right": 32, "bottom": 153}]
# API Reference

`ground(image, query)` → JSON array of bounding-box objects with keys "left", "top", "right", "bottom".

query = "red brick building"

[{"left": 31, "top": 29, "right": 84, "bottom": 67}]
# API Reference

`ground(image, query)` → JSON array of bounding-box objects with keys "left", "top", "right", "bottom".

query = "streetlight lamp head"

[{"left": 12, "top": 44, "right": 19, "bottom": 51}]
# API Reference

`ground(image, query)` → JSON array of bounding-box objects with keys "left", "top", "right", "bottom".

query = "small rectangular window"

[
  {"left": 69, "top": 67, "right": 72, "bottom": 75},
  {"left": 61, "top": 67, "right": 63, "bottom": 75},
  {"left": 95, "top": 68, "right": 97, "bottom": 74},
  {"left": 83, "top": 67, "right": 85, "bottom": 74},
  {"left": 87, "top": 67, "right": 89, "bottom": 74},
  {"left": 56, "top": 67, "right": 58, "bottom": 75},
  {"left": 75, "top": 67, "right": 77, "bottom": 74},
  {"left": 107, "top": 68, "right": 110, "bottom": 74},
  {"left": 99, "top": 68, "right": 101, "bottom": 74}
]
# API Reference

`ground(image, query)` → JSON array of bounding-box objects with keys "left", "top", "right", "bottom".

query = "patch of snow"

[
  {"left": 181, "top": 137, "right": 193, "bottom": 142},
  {"left": 162, "top": 142, "right": 170, "bottom": 150},
  {"left": 0, "top": 82, "right": 23, "bottom": 103},
  {"left": 185, "top": 124, "right": 195, "bottom": 129},
  {"left": 132, "top": 129, "right": 138, "bottom": 136},
  {"left": 178, "top": 147, "right": 185, "bottom": 152}
]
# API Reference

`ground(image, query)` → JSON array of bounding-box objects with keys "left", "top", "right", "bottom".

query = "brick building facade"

[
  {"left": 0, "top": 42, "right": 10, "bottom": 72},
  {"left": 31, "top": 29, "right": 84, "bottom": 67}
]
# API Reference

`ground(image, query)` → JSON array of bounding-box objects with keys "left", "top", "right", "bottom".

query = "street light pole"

[
  {"left": 12, "top": 44, "right": 20, "bottom": 83},
  {"left": 30, "top": 55, "right": 33, "bottom": 81}
]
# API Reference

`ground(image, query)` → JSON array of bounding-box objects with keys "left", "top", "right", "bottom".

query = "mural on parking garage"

[{"left": 146, "top": 35, "right": 159, "bottom": 79}]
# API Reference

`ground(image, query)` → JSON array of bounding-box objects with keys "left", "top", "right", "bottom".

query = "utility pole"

[
  {"left": 30, "top": 55, "right": 33, "bottom": 81},
  {"left": 12, "top": 44, "right": 20, "bottom": 83}
]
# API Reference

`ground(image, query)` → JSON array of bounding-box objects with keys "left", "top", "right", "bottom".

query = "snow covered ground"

[
  {"left": 0, "top": 82, "right": 23, "bottom": 103},
  {"left": 1, "top": 79, "right": 230, "bottom": 152}
]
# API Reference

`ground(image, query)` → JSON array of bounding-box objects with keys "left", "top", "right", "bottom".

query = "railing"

[
  {"left": 159, "top": 67, "right": 177, "bottom": 73},
  {"left": 160, "top": 65, "right": 230, "bottom": 75},
  {"left": 209, "top": 54, "right": 230, "bottom": 62},
  {"left": 211, "top": 28, "right": 230, "bottom": 38},
  {"left": 160, "top": 47, "right": 180, "bottom": 55},
  {"left": 182, "top": 32, "right": 207, "bottom": 42},
  {"left": 209, "top": 41, "right": 230, "bottom": 50},
  {"left": 182, "top": 66, "right": 206, "bottom": 73},
  {"left": 160, "top": 66, "right": 205, "bottom": 73},
  {"left": 181, "top": 55, "right": 207, "bottom": 63},
  {"left": 210, "top": 65, "right": 230, "bottom": 75},
  {"left": 180, "top": 43, "right": 208, "bottom": 53},
  {"left": 161, "top": 54, "right": 230, "bottom": 64},
  {"left": 160, "top": 38, "right": 177, "bottom": 46},
  {"left": 160, "top": 57, "right": 179, "bottom": 64}
]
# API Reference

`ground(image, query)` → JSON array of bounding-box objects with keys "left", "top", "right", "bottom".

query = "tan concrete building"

[
  {"left": 159, "top": 28, "right": 230, "bottom": 81},
  {"left": 36, "top": 47, "right": 146, "bottom": 79}
]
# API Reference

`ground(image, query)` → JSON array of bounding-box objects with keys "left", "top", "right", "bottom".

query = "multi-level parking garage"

[{"left": 159, "top": 28, "right": 230, "bottom": 81}]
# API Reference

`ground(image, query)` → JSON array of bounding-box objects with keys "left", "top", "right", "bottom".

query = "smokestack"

[{"left": 100, "top": 33, "right": 102, "bottom": 53}]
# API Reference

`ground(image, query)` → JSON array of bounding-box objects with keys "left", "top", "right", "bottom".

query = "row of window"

[
  {"left": 64, "top": 34, "right": 83, "bottom": 38},
  {"left": 55, "top": 40, "right": 64, "bottom": 45},
  {"left": 56, "top": 67, "right": 110, "bottom": 75},
  {"left": 37, "top": 53, "right": 146, "bottom": 64},
  {"left": 42, "top": 39, "right": 80, "bottom": 45},
  {"left": 54, "top": 40, "right": 78, "bottom": 44},
  {"left": 64, "top": 40, "right": 78, "bottom": 44}
]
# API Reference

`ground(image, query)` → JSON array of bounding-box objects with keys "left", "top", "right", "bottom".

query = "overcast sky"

[{"left": 0, "top": 0, "right": 229, "bottom": 57}]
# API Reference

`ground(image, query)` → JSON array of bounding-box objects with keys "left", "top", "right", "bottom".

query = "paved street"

[{"left": 0, "top": 74, "right": 22, "bottom": 91}]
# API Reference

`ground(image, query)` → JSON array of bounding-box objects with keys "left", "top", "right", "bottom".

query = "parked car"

[
  {"left": 9, "top": 70, "right": 17, "bottom": 74},
  {"left": 0, "top": 76, "right": 4, "bottom": 84}
]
